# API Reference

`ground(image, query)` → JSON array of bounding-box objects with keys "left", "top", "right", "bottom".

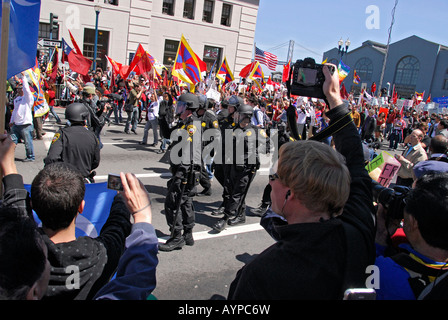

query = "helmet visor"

[{"left": 175, "top": 101, "right": 189, "bottom": 115}]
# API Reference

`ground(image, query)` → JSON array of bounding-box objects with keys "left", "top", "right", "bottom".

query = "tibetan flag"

[
  {"left": 68, "top": 29, "right": 83, "bottom": 55},
  {"left": 24, "top": 60, "right": 49, "bottom": 117},
  {"left": 172, "top": 35, "right": 207, "bottom": 87},
  {"left": 2, "top": 0, "right": 41, "bottom": 79},
  {"left": 249, "top": 61, "right": 264, "bottom": 79},
  {"left": 62, "top": 38, "right": 92, "bottom": 76},
  {"left": 216, "top": 57, "right": 234, "bottom": 84},
  {"left": 337, "top": 60, "right": 350, "bottom": 82},
  {"left": 353, "top": 70, "right": 361, "bottom": 84},
  {"left": 415, "top": 91, "right": 424, "bottom": 102}
]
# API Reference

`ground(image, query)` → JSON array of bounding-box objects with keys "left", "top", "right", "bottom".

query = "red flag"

[
  {"left": 47, "top": 46, "right": 59, "bottom": 83},
  {"left": 106, "top": 55, "right": 122, "bottom": 75},
  {"left": 426, "top": 94, "right": 431, "bottom": 103},
  {"left": 136, "top": 52, "right": 154, "bottom": 75},
  {"left": 340, "top": 82, "right": 348, "bottom": 99},
  {"left": 62, "top": 38, "right": 92, "bottom": 76},
  {"left": 391, "top": 84, "right": 398, "bottom": 104},
  {"left": 123, "top": 44, "right": 146, "bottom": 79},
  {"left": 282, "top": 60, "right": 291, "bottom": 83},
  {"left": 68, "top": 29, "right": 83, "bottom": 56},
  {"left": 239, "top": 61, "right": 257, "bottom": 78},
  {"left": 371, "top": 82, "right": 376, "bottom": 95}
]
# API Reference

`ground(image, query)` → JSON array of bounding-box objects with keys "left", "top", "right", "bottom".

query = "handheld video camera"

[{"left": 286, "top": 57, "right": 335, "bottom": 99}]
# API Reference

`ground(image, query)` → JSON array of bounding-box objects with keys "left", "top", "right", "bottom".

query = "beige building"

[{"left": 39, "top": 0, "right": 259, "bottom": 76}]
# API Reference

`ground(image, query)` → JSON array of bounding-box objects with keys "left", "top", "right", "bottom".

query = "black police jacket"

[{"left": 44, "top": 125, "right": 101, "bottom": 178}]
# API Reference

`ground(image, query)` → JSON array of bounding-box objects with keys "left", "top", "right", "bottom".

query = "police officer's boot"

[
  {"left": 159, "top": 229, "right": 185, "bottom": 252},
  {"left": 212, "top": 215, "right": 229, "bottom": 233},
  {"left": 211, "top": 206, "right": 225, "bottom": 216},
  {"left": 183, "top": 227, "right": 194, "bottom": 246},
  {"left": 228, "top": 211, "right": 246, "bottom": 226}
]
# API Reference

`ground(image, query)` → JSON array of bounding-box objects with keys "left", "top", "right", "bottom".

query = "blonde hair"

[{"left": 277, "top": 140, "right": 351, "bottom": 216}]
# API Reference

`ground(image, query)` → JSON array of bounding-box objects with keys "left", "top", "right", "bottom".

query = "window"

[
  {"left": 83, "top": 28, "right": 110, "bottom": 70},
  {"left": 203, "top": 45, "right": 222, "bottom": 73},
  {"left": 394, "top": 56, "right": 420, "bottom": 86},
  {"left": 104, "top": 0, "right": 118, "bottom": 5},
  {"left": 203, "top": 0, "right": 214, "bottom": 23},
  {"left": 393, "top": 56, "right": 420, "bottom": 98},
  {"left": 183, "top": 0, "right": 195, "bottom": 19},
  {"left": 443, "top": 69, "right": 448, "bottom": 90},
  {"left": 39, "top": 22, "right": 58, "bottom": 40},
  {"left": 221, "top": 3, "right": 232, "bottom": 26},
  {"left": 162, "top": 0, "right": 175, "bottom": 16},
  {"left": 354, "top": 57, "right": 373, "bottom": 82},
  {"left": 163, "top": 39, "right": 180, "bottom": 66}
]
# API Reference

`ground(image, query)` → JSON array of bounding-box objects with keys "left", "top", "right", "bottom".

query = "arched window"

[
  {"left": 354, "top": 57, "right": 373, "bottom": 81},
  {"left": 394, "top": 56, "right": 420, "bottom": 87}
]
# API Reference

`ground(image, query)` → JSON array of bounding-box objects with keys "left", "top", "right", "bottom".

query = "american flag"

[{"left": 255, "top": 46, "right": 278, "bottom": 71}]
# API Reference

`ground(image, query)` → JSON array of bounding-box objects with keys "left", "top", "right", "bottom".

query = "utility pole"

[
  {"left": 286, "top": 40, "right": 294, "bottom": 63},
  {"left": 378, "top": 0, "right": 399, "bottom": 97}
]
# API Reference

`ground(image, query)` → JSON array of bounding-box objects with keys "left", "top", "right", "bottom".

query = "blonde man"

[{"left": 228, "top": 64, "right": 376, "bottom": 300}]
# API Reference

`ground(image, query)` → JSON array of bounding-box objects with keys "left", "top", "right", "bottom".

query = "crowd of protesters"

[{"left": 2, "top": 59, "right": 448, "bottom": 301}]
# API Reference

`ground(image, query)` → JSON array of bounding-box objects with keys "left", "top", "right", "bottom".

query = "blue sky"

[{"left": 254, "top": 0, "right": 448, "bottom": 74}]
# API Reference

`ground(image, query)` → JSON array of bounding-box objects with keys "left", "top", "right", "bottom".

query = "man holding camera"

[
  {"left": 228, "top": 63, "right": 376, "bottom": 299},
  {"left": 374, "top": 172, "right": 448, "bottom": 300}
]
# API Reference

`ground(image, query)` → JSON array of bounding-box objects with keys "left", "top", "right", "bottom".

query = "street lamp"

[
  {"left": 93, "top": 2, "right": 102, "bottom": 70},
  {"left": 338, "top": 38, "right": 350, "bottom": 58}
]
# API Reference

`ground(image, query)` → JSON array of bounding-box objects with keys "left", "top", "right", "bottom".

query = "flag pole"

[
  {"left": 0, "top": 0, "right": 11, "bottom": 134},
  {"left": 0, "top": 0, "right": 11, "bottom": 197}
]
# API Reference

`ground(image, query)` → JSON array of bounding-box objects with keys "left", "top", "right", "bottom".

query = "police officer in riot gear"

[
  {"left": 212, "top": 103, "right": 269, "bottom": 232},
  {"left": 44, "top": 103, "right": 101, "bottom": 183},
  {"left": 212, "top": 95, "right": 243, "bottom": 216},
  {"left": 196, "top": 94, "right": 219, "bottom": 196},
  {"left": 159, "top": 93, "right": 204, "bottom": 252}
]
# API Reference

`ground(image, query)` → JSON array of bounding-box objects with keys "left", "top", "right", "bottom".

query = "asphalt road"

[{"left": 13, "top": 106, "right": 404, "bottom": 300}]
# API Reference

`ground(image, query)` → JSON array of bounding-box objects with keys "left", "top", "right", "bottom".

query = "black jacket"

[
  {"left": 228, "top": 103, "right": 376, "bottom": 300},
  {"left": 44, "top": 125, "right": 100, "bottom": 178},
  {"left": 0, "top": 173, "right": 132, "bottom": 300}
]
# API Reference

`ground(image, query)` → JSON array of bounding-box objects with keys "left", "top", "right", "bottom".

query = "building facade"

[
  {"left": 323, "top": 35, "right": 448, "bottom": 100},
  {"left": 39, "top": 0, "right": 259, "bottom": 76}
]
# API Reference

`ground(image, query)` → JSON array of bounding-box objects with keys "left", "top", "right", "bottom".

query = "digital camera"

[
  {"left": 286, "top": 57, "right": 335, "bottom": 99},
  {"left": 372, "top": 181, "right": 410, "bottom": 220}
]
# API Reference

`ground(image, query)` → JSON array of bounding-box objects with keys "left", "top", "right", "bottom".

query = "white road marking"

[{"left": 157, "top": 223, "right": 265, "bottom": 243}]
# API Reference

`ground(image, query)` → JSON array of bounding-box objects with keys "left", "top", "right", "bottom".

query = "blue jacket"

[{"left": 94, "top": 223, "right": 159, "bottom": 300}]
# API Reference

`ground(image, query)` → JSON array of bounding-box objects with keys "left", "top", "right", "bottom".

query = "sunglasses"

[
  {"left": 269, "top": 172, "right": 280, "bottom": 181},
  {"left": 269, "top": 160, "right": 280, "bottom": 181}
]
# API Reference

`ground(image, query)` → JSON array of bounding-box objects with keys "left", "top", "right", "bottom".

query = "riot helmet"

[
  {"left": 235, "top": 104, "right": 253, "bottom": 126},
  {"left": 65, "top": 103, "right": 90, "bottom": 124},
  {"left": 175, "top": 92, "right": 199, "bottom": 115}
]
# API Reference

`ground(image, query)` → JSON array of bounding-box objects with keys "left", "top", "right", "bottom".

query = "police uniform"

[
  {"left": 212, "top": 101, "right": 238, "bottom": 215},
  {"left": 160, "top": 93, "right": 204, "bottom": 252},
  {"left": 44, "top": 124, "right": 101, "bottom": 180},
  {"left": 213, "top": 104, "right": 270, "bottom": 232},
  {"left": 197, "top": 107, "right": 220, "bottom": 195}
]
